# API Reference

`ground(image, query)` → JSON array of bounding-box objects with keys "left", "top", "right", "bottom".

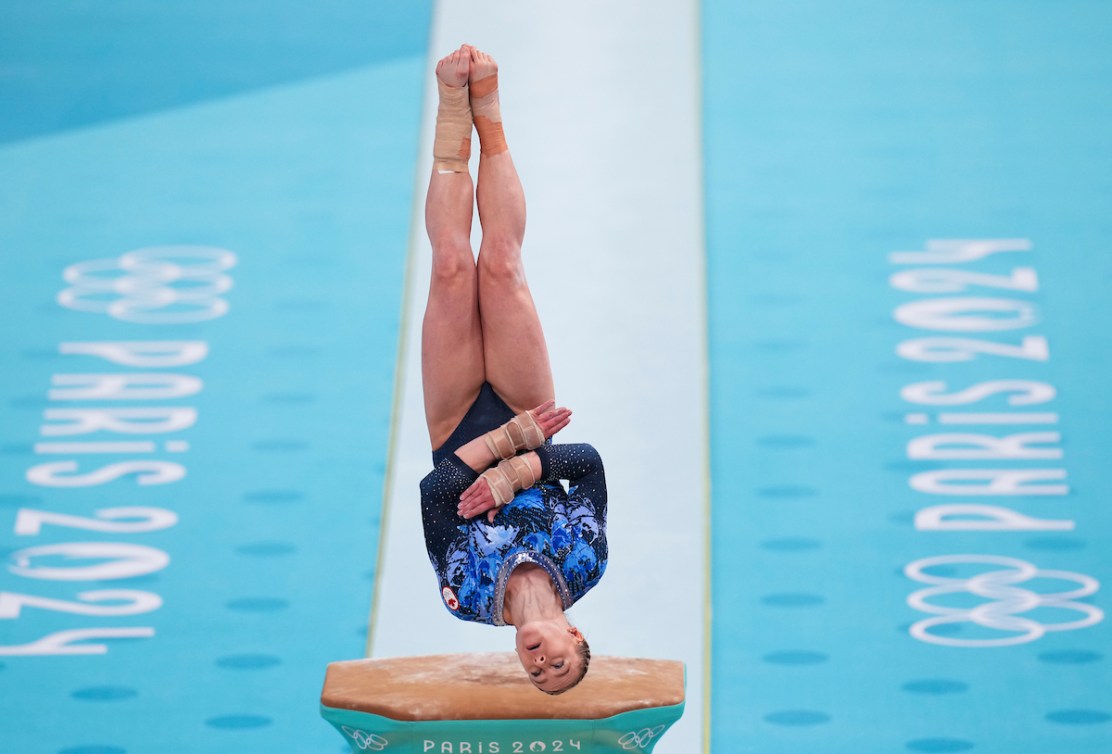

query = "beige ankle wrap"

[
  {"left": 433, "top": 80, "right": 472, "bottom": 173},
  {"left": 481, "top": 455, "right": 538, "bottom": 508},
  {"left": 482, "top": 410, "right": 544, "bottom": 461},
  {"left": 469, "top": 73, "right": 507, "bottom": 156}
]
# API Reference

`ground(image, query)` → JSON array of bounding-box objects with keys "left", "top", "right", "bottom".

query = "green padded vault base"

[{"left": 320, "top": 653, "right": 686, "bottom": 753}]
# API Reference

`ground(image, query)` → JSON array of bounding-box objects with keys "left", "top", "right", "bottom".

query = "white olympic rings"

[
  {"left": 58, "top": 246, "right": 238, "bottom": 324},
  {"left": 618, "top": 725, "right": 667, "bottom": 750},
  {"left": 341, "top": 726, "right": 389, "bottom": 751},
  {"left": 905, "top": 554, "right": 1103, "bottom": 647}
]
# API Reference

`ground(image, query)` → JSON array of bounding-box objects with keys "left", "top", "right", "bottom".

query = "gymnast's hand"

[
  {"left": 458, "top": 475, "right": 500, "bottom": 522},
  {"left": 530, "top": 400, "right": 572, "bottom": 439},
  {"left": 458, "top": 401, "right": 570, "bottom": 522}
]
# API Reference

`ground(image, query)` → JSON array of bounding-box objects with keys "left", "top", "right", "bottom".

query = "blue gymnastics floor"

[
  {"left": 2, "top": 2, "right": 1111, "bottom": 753},
  {"left": 0, "top": 3, "right": 430, "bottom": 753},
  {"left": 704, "top": 1, "right": 1112, "bottom": 752}
]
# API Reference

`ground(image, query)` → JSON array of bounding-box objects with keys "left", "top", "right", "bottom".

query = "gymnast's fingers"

[
  {"left": 459, "top": 487, "right": 484, "bottom": 509},
  {"left": 460, "top": 478, "right": 489, "bottom": 506},
  {"left": 459, "top": 481, "right": 496, "bottom": 517},
  {"left": 542, "top": 413, "right": 572, "bottom": 437},
  {"left": 532, "top": 399, "right": 556, "bottom": 416},
  {"left": 460, "top": 498, "right": 494, "bottom": 519},
  {"left": 546, "top": 419, "right": 568, "bottom": 436}
]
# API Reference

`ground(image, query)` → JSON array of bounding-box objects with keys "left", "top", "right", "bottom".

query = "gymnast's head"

[{"left": 515, "top": 620, "right": 591, "bottom": 694}]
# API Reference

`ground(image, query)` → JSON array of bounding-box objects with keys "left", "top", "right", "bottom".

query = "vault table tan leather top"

[{"left": 321, "top": 653, "right": 685, "bottom": 721}]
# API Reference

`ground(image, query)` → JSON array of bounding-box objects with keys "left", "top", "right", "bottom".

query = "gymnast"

[{"left": 418, "top": 44, "right": 608, "bottom": 695}]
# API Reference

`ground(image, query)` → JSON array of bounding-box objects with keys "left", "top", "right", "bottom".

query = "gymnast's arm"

[
  {"left": 418, "top": 435, "right": 530, "bottom": 514},
  {"left": 534, "top": 443, "right": 607, "bottom": 518},
  {"left": 454, "top": 400, "right": 571, "bottom": 474},
  {"left": 457, "top": 442, "right": 607, "bottom": 522},
  {"left": 432, "top": 401, "right": 572, "bottom": 519},
  {"left": 419, "top": 453, "right": 481, "bottom": 509}
]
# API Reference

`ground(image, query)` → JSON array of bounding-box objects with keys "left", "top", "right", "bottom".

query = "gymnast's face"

[{"left": 515, "top": 620, "right": 583, "bottom": 693}]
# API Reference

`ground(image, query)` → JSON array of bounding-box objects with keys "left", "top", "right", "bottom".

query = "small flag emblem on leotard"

[{"left": 442, "top": 586, "right": 459, "bottom": 611}]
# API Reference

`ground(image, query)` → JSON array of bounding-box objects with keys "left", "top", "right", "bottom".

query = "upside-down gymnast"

[{"left": 418, "top": 45, "right": 608, "bottom": 694}]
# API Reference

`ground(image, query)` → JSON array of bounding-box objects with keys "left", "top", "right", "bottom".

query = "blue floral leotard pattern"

[{"left": 420, "top": 443, "right": 608, "bottom": 625}]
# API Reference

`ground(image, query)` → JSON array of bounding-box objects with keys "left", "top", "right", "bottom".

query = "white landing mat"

[{"left": 370, "top": 3, "right": 708, "bottom": 752}]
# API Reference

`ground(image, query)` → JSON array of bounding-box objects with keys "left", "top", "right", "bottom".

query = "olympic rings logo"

[
  {"left": 905, "top": 554, "right": 1103, "bottom": 647},
  {"left": 341, "top": 726, "right": 389, "bottom": 751},
  {"left": 58, "top": 246, "right": 238, "bottom": 324},
  {"left": 618, "top": 725, "right": 666, "bottom": 750}
]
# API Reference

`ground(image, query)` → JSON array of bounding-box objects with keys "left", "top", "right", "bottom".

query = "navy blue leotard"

[{"left": 421, "top": 384, "right": 608, "bottom": 625}]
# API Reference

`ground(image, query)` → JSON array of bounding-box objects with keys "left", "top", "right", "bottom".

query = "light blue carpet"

[
  {"left": 705, "top": 1, "right": 1112, "bottom": 752},
  {"left": 0, "top": 4, "right": 430, "bottom": 752}
]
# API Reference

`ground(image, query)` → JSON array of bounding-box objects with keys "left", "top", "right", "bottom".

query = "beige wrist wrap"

[
  {"left": 482, "top": 410, "right": 544, "bottom": 461},
  {"left": 433, "top": 80, "right": 472, "bottom": 173},
  {"left": 481, "top": 455, "right": 538, "bottom": 507}
]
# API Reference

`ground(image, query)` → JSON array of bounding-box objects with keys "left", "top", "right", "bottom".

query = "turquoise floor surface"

[
  {"left": 0, "top": 4, "right": 430, "bottom": 752},
  {"left": 705, "top": 1, "right": 1112, "bottom": 752}
]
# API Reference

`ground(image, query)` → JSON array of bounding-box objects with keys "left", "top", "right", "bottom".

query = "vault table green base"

[{"left": 320, "top": 653, "right": 685, "bottom": 753}]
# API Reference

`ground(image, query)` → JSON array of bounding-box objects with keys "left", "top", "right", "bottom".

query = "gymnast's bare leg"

[
  {"left": 422, "top": 45, "right": 484, "bottom": 448},
  {"left": 469, "top": 47, "right": 556, "bottom": 416},
  {"left": 421, "top": 44, "right": 557, "bottom": 451}
]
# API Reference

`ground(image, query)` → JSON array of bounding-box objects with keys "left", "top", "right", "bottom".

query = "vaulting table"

[{"left": 320, "top": 653, "right": 686, "bottom": 753}]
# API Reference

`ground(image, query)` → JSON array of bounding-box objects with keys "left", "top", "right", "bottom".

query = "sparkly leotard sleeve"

[{"left": 419, "top": 443, "right": 607, "bottom": 625}]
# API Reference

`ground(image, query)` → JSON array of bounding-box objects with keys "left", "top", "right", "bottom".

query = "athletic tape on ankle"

[
  {"left": 433, "top": 80, "right": 472, "bottom": 172},
  {"left": 469, "top": 74, "right": 507, "bottom": 156}
]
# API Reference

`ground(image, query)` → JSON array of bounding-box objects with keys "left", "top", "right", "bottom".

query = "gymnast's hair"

[{"left": 543, "top": 638, "right": 591, "bottom": 696}]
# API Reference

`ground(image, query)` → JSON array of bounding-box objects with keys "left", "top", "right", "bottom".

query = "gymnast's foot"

[
  {"left": 433, "top": 45, "right": 473, "bottom": 172},
  {"left": 436, "top": 44, "right": 471, "bottom": 89},
  {"left": 468, "top": 46, "right": 497, "bottom": 90},
  {"left": 468, "top": 47, "right": 507, "bottom": 156}
]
